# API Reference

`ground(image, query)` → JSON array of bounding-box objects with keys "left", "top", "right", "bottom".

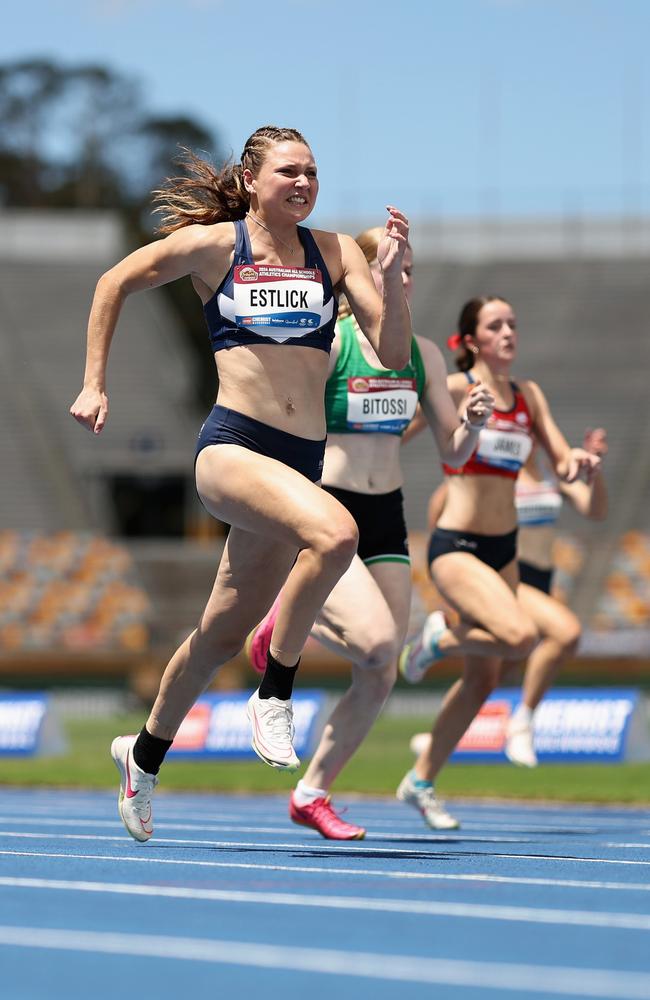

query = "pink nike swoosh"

[{"left": 125, "top": 749, "right": 139, "bottom": 798}]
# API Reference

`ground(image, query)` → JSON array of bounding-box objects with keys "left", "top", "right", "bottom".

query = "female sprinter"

[
  {"left": 397, "top": 295, "right": 601, "bottom": 829},
  {"left": 418, "top": 426, "right": 607, "bottom": 770},
  {"left": 70, "top": 126, "right": 412, "bottom": 842},
  {"left": 504, "top": 427, "right": 608, "bottom": 765},
  {"left": 245, "top": 228, "right": 494, "bottom": 838}
]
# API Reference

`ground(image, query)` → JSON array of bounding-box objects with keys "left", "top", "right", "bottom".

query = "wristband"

[{"left": 462, "top": 413, "right": 487, "bottom": 432}]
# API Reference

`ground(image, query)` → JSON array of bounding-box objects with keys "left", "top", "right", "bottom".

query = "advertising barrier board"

[
  {"left": 0, "top": 692, "right": 66, "bottom": 756},
  {"left": 450, "top": 687, "right": 648, "bottom": 763}
]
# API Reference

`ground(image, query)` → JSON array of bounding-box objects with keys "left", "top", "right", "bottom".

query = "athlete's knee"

[
  {"left": 353, "top": 656, "right": 398, "bottom": 701},
  {"left": 357, "top": 632, "right": 401, "bottom": 675},
  {"left": 556, "top": 614, "right": 581, "bottom": 655},
  {"left": 499, "top": 616, "right": 538, "bottom": 659},
  {"left": 315, "top": 512, "right": 359, "bottom": 568},
  {"left": 514, "top": 620, "right": 538, "bottom": 658}
]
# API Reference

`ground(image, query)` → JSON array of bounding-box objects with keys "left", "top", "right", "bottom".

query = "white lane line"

[
  {"left": 0, "top": 810, "right": 598, "bottom": 834},
  {"left": 0, "top": 816, "right": 529, "bottom": 842},
  {"left": 0, "top": 829, "right": 526, "bottom": 853},
  {"left": 0, "top": 789, "right": 650, "bottom": 820},
  {"left": 0, "top": 805, "right": 647, "bottom": 833},
  {"left": 0, "top": 806, "right": 251, "bottom": 823},
  {"left": 2, "top": 875, "right": 650, "bottom": 931},
  {"left": 0, "top": 812, "right": 643, "bottom": 839},
  {"left": 1, "top": 812, "right": 648, "bottom": 842},
  {"left": 0, "top": 925, "right": 649, "bottom": 996},
  {"left": 602, "top": 843, "right": 650, "bottom": 849},
  {"left": 1, "top": 829, "right": 650, "bottom": 867},
  {"left": 0, "top": 816, "right": 297, "bottom": 831},
  {"left": 3, "top": 847, "right": 650, "bottom": 893}
]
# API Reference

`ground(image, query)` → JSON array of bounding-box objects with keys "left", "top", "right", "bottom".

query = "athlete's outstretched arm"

[
  {"left": 416, "top": 337, "right": 494, "bottom": 467},
  {"left": 560, "top": 427, "right": 608, "bottom": 519},
  {"left": 523, "top": 380, "right": 601, "bottom": 484},
  {"left": 70, "top": 225, "right": 230, "bottom": 434},
  {"left": 338, "top": 208, "right": 411, "bottom": 370}
]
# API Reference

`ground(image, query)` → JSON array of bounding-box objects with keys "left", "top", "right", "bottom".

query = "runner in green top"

[
  {"left": 247, "top": 226, "right": 494, "bottom": 839},
  {"left": 325, "top": 313, "right": 426, "bottom": 439}
]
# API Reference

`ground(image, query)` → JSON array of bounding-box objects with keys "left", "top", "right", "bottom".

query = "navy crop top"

[{"left": 203, "top": 219, "right": 338, "bottom": 353}]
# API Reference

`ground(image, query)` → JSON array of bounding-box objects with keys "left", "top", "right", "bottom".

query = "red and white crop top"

[{"left": 442, "top": 373, "right": 534, "bottom": 479}]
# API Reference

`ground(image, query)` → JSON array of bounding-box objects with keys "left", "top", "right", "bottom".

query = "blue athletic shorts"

[{"left": 196, "top": 404, "right": 325, "bottom": 483}]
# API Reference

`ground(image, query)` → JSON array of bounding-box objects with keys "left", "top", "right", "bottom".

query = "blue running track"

[{"left": 1, "top": 789, "right": 650, "bottom": 999}]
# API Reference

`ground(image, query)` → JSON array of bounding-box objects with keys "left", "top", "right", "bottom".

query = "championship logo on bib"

[
  {"left": 218, "top": 264, "right": 333, "bottom": 343},
  {"left": 347, "top": 376, "right": 418, "bottom": 433}
]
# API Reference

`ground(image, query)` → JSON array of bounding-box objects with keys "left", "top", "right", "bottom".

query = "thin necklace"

[{"left": 246, "top": 211, "right": 297, "bottom": 256}]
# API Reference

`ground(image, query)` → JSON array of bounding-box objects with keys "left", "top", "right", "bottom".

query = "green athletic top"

[{"left": 325, "top": 315, "right": 426, "bottom": 435}]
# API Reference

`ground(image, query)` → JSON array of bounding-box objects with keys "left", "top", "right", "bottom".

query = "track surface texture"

[{"left": 1, "top": 789, "right": 650, "bottom": 999}]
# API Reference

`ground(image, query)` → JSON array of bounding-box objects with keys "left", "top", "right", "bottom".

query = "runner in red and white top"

[
  {"left": 396, "top": 295, "right": 601, "bottom": 830},
  {"left": 417, "top": 427, "right": 608, "bottom": 772}
]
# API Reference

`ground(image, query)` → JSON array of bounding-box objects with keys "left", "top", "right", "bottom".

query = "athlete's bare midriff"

[
  {"left": 516, "top": 459, "right": 558, "bottom": 567},
  {"left": 323, "top": 432, "right": 403, "bottom": 493},
  {"left": 437, "top": 474, "right": 517, "bottom": 535},
  {"left": 215, "top": 341, "right": 330, "bottom": 440}
]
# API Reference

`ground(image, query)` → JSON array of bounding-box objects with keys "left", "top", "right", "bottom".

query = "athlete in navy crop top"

[
  {"left": 71, "top": 125, "right": 412, "bottom": 834},
  {"left": 204, "top": 219, "right": 337, "bottom": 352}
]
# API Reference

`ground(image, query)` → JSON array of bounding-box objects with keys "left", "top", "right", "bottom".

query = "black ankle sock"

[
  {"left": 258, "top": 650, "right": 300, "bottom": 701},
  {"left": 132, "top": 726, "right": 173, "bottom": 775}
]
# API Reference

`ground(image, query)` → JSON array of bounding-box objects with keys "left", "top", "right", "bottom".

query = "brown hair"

[
  {"left": 453, "top": 295, "right": 509, "bottom": 371},
  {"left": 153, "top": 125, "right": 310, "bottom": 235}
]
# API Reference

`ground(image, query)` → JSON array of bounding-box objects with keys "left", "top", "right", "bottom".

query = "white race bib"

[
  {"left": 218, "top": 264, "right": 333, "bottom": 343},
  {"left": 515, "top": 483, "right": 563, "bottom": 526},
  {"left": 476, "top": 427, "right": 533, "bottom": 472},
  {"left": 346, "top": 376, "right": 418, "bottom": 434}
]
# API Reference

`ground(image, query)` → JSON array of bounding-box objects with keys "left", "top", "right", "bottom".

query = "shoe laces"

[
  {"left": 131, "top": 772, "right": 158, "bottom": 817},
  {"left": 311, "top": 796, "right": 346, "bottom": 825},
  {"left": 260, "top": 699, "right": 295, "bottom": 741}
]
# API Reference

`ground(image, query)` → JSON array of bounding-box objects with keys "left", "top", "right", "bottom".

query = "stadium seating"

[
  {"left": 0, "top": 531, "right": 151, "bottom": 653},
  {"left": 591, "top": 531, "right": 650, "bottom": 631}
]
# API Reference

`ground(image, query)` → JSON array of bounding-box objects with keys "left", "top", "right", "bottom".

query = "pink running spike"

[
  {"left": 289, "top": 792, "right": 366, "bottom": 840},
  {"left": 245, "top": 595, "right": 282, "bottom": 674}
]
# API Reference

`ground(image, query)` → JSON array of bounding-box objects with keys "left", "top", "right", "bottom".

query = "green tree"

[
  {"left": 0, "top": 58, "right": 222, "bottom": 214},
  {"left": 0, "top": 57, "right": 225, "bottom": 404}
]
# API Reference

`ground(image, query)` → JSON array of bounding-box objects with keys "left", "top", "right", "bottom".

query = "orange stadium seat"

[{"left": 0, "top": 532, "right": 151, "bottom": 653}]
